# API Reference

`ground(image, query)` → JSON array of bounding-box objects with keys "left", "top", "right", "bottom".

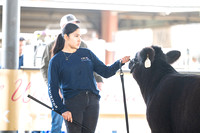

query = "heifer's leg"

[
  {"left": 146, "top": 111, "right": 172, "bottom": 133},
  {"left": 146, "top": 100, "right": 173, "bottom": 133},
  {"left": 170, "top": 84, "right": 200, "bottom": 133}
]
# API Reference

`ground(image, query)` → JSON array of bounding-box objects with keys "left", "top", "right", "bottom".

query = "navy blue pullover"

[{"left": 48, "top": 48, "right": 122, "bottom": 114}]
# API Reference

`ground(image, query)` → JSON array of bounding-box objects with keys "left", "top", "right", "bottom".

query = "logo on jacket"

[{"left": 81, "top": 57, "right": 91, "bottom": 61}]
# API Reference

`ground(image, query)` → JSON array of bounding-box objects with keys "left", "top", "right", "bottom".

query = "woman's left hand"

[
  {"left": 62, "top": 111, "right": 73, "bottom": 122},
  {"left": 121, "top": 56, "right": 130, "bottom": 64}
]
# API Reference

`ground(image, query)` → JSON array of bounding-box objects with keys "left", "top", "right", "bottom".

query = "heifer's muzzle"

[{"left": 128, "top": 58, "right": 138, "bottom": 73}]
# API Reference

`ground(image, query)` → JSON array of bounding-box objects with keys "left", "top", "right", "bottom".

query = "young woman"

[{"left": 48, "top": 23, "right": 130, "bottom": 133}]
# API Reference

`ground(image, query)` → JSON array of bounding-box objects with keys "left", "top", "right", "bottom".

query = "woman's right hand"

[
  {"left": 121, "top": 56, "right": 130, "bottom": 64},
  {"left": 62, "top": 111, "right": 73, "bottom": 122}
]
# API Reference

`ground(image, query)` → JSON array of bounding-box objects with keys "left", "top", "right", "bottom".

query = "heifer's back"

[{"left": 128, "top": 46, "right": 200, "bottom": 133}]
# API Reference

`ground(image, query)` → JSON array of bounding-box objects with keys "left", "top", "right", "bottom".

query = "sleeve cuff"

[{"left": 60, "top": 107, "right": 68, "bottom": 114}]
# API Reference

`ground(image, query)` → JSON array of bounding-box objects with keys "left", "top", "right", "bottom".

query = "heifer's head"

[
  {"left": 128, "top": 46, "right": 181, "bottom": 104},
  {"left": 129, "top": 46, "right": 181, "bottom": 76}
]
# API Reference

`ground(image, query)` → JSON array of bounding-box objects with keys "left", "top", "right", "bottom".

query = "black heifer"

[{"left": 128, "top": 46, "right": 200, "bottom": 133}]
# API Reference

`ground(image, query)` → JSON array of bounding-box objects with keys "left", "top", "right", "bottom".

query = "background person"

[
  {"left": 48, "top": 23, "right": 130, "bottom": 133},
  {"left": 19, "top": 37, "right": 25, "bottom": 69},
  {"left": 40, "top": 14, "right": 103, "bottom": 133}
]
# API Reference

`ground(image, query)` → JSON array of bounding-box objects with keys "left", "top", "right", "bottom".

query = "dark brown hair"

[{"left": 52, "top": 23, "right": 79, "bottom": 56}]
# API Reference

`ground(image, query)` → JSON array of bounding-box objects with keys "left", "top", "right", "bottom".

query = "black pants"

[{"left": 63, "top": 91, "right": 99, "bottom": 133}]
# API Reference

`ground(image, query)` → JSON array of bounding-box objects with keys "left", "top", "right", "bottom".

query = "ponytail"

[
  {"left": 51, "top": 23, "right": 79, "bottom": 57},
  {"left": 52, "top": 34, "right": 65, "bottom": 56}
]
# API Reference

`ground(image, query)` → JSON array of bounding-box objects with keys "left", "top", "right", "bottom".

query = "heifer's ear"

[
  {"left": 140, "top": 47, "right": 155, "bottom": 68},
  {"left": 166, "top": 50, "right": 181, "bottom": 64}
]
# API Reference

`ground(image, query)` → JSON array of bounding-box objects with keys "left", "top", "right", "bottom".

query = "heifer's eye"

[
  {"left": 132, "top": 56, "right": 139, "bottom": 63},
  {"left": 129, "top": 57, "right": 140, "bottom": 73},
  {"left": 134, "top": 58, "right": 138, "bottom": 62},
  {"left": 134, "top": 53, "right": 140, "bottom": 62}
]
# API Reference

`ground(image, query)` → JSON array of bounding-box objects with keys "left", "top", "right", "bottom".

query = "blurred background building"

[{"left": 0, "top": 0, "right": 200, "bottom": 132}]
